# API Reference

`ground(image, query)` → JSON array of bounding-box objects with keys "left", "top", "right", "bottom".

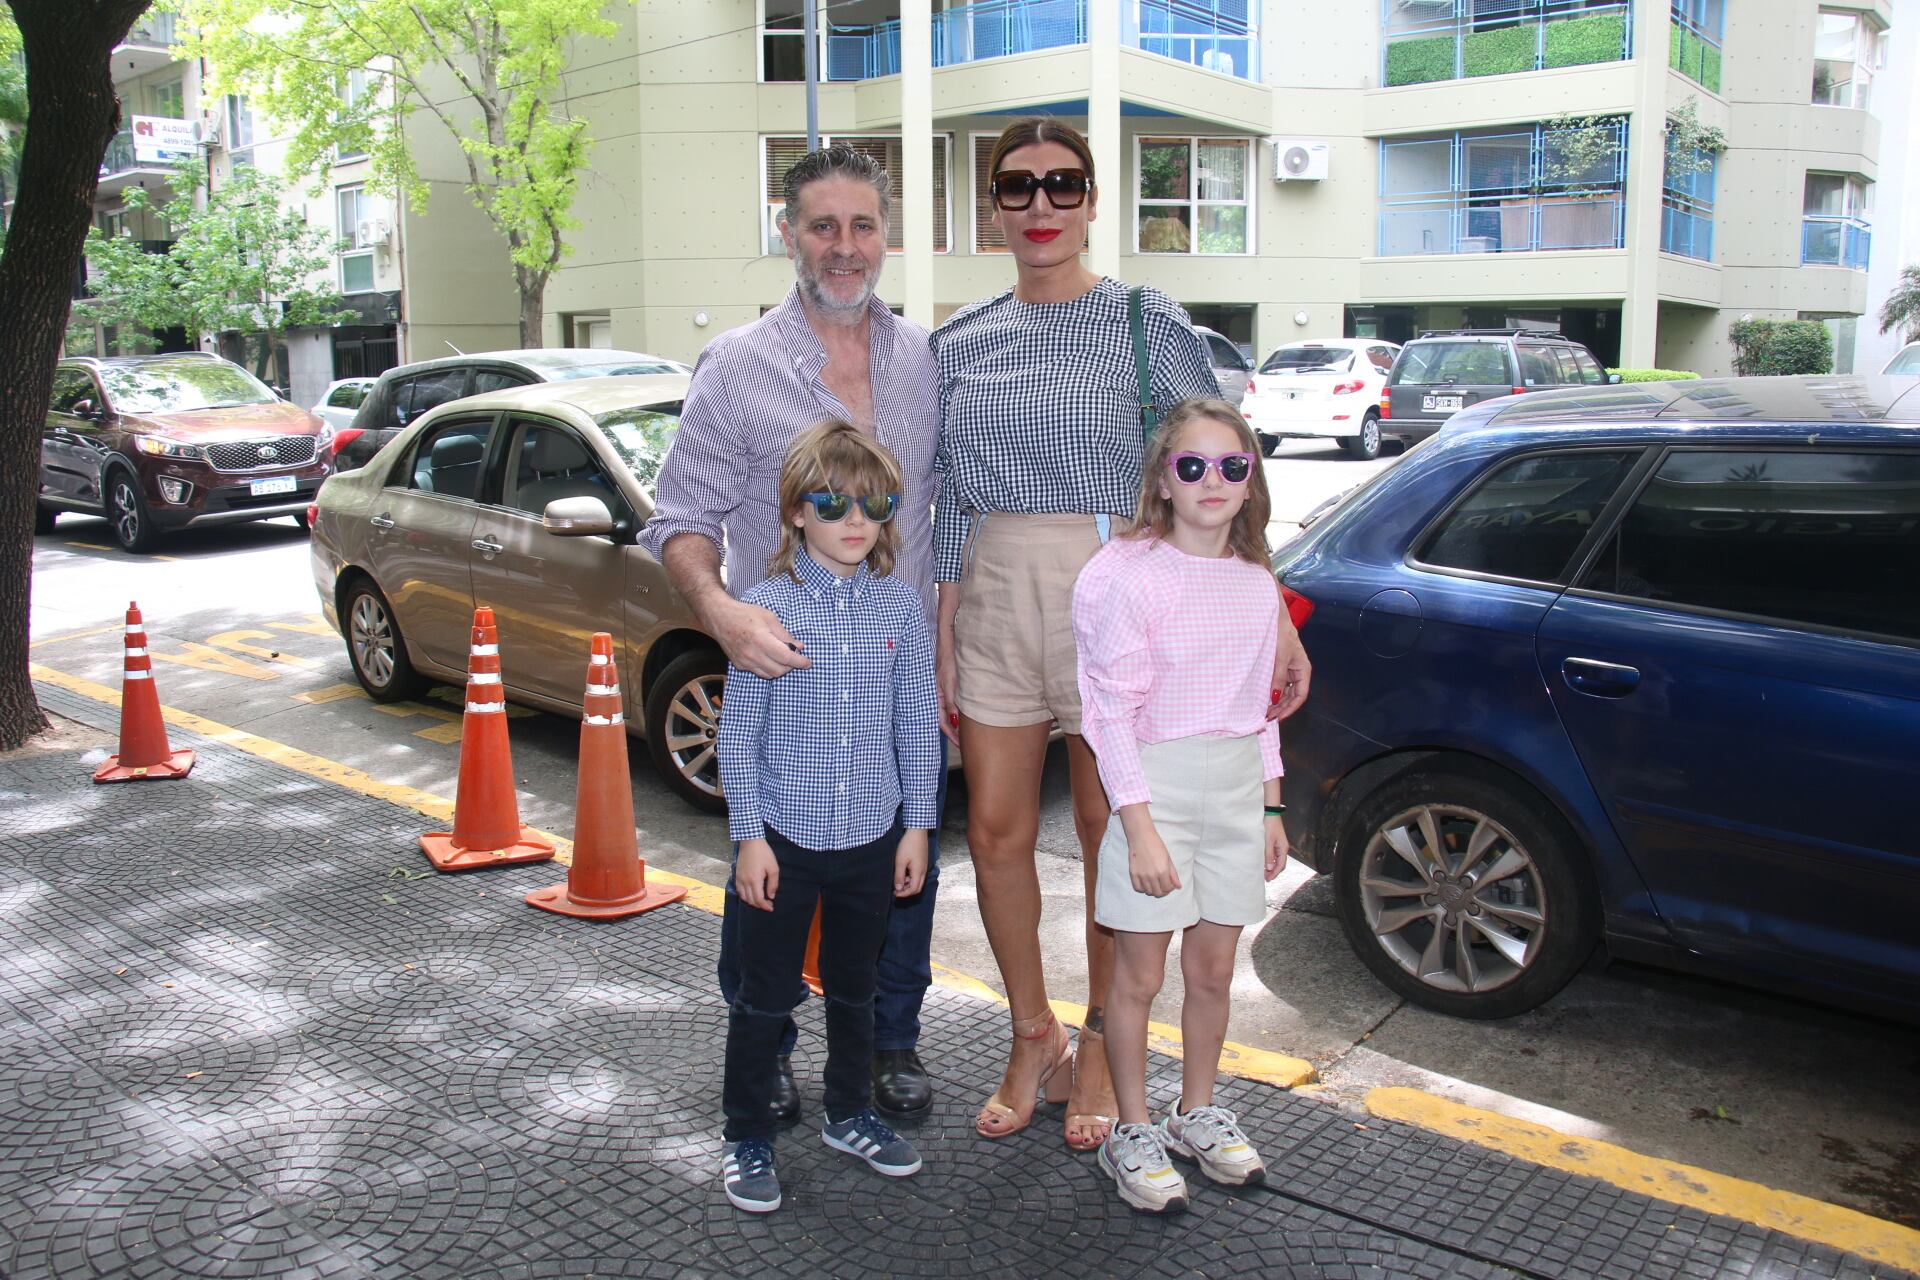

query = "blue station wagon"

[{"left": 1274, "top": 376, "right": 1920, "bottom": 1021}]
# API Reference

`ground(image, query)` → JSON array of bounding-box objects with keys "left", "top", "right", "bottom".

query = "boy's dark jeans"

[{"left": 722, "top": 820, "right": 900, "bottom": 1144}]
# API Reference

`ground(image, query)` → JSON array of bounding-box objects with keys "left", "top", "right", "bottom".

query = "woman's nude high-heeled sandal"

[
  {"left": 1063, "top": 1023, "right": 1118, "bottom": 1152},
  {"left": 975, "top": 1009, "right": 1075, "bottom": 1139}
]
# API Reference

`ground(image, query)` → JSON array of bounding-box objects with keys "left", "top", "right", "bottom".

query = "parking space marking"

[
  {"left": 292, "top": 682, "right": 538, "bottom": 743},
  {"left": 268, "top": 617, "right": 336, "bottom": 636},
  {"left": 150, "top": 641, "right": 282, "bottom": 681},
  {"left": 204, "top": 630, "right": 322, "bottom": 670},
  {"left": 293, "top": 684, "right": 369, "bottom": 706},
  {"left": 1367, "top": 1087, "right": 1920, "bottom": 1272},
  {"left": 30, "top": 624, "right": 129, "bottom": 650},
  {"left": 61, "top": 540, "right": 181, "bottom": 561}
]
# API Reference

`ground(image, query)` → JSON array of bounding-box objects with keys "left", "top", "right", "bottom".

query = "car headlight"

[{"left": 135, "top": 435, "right": 205, "bottom": 460}]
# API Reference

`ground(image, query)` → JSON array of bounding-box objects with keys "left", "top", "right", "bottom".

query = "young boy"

[{"left": 714, "top": 420, "right": 941, "bottom": 1213}]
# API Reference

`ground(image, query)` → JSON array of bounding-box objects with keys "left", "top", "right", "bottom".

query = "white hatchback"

[{"left": 1242, "top": 339, "right": 1401, "bottom": 461}]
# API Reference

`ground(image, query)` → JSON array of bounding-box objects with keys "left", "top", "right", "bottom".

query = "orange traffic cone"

[
  {"left": 801, "top": 904, "right": 825, "bottom": 996},
  {"left": 420, "top": 607, "right": 556, "bottom": 872},
  {"left": 93, "top": 602, "right": 195, "bottom": 783},
  {"left": 527, "top": 633, "right": 687, "bottom": 919}
]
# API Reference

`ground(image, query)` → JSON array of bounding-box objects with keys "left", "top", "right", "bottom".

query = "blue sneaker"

[
  {"left": 822, "top": 1109, "right": 922, "bottom": 1177},
  {"left": 722, "top": 1138, "right": 781, "bottom": 1212}
]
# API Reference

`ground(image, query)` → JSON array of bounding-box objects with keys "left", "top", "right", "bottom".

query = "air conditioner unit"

[
  {"left": 1273, "top": 138, "right": 1330, "bottom": 182},
  {"left": 357, "top": 218, "right": 392, "bottom": 248},
  {"left": 196, "top": 117, "right": 221, "bottom": 148}
]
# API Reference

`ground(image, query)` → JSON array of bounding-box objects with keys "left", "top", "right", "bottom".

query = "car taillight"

[
  {"left": 1512, "top": 386, "right": 1526, "bottom": 395},
  {"left": 329, "top": 427, "right": 364, "bottom": 453},
  {"left": 1379, "top": 389, "right": 1392, "bottom": 418},
  {"left": 304, "top": 503, "right": 319, "bottom": 526},
  {"left": 1331, "top": 379, "right": 1364, "bottom": 395},
  {"left": 1281, "top": 585, "right": 1314, "bottom": 630},
  {"left": 1246, "top": 375, "right": 1258, "bottom": 396}
]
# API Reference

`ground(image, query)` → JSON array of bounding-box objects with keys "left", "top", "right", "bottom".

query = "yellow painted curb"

[{"left": 1366, "top": 1087, "right": 1920, "bottom": 1273}]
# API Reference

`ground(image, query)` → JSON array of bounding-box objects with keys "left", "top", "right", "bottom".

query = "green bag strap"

[{"left": 1127, "top": 284, "right": 1158, "bottom": 441}]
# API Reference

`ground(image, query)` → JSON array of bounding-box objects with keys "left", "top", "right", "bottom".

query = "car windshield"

[
  {"left": 1261, "top": 346, "right": 1353, "bottom": 374},
  {"left": 593, "top": 402, "right": 683, "bottom": 490},
  {"left": 545, "top": 360, "right": 691, "bottom": 381},
  {"left": 1886, "top": 346, "right": 1920, "bottom": 375},
  {"left": 1394, "top": 343, "right": 1510, "bottom": 386},
  {"left": 99, "top": 360, "right": 278, "bottom": 414}
]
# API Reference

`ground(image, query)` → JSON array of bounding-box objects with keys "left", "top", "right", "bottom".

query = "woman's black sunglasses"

[
  {"left": 802, "top": 492, "right": 898, "bottom": 523},
  {"left": 990, "top": 167, "right": 1090, "bottom": 211}
]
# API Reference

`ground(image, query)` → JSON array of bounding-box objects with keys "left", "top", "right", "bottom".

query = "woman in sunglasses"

[
  {"left": 714, "top": 420, "right": 942, "bottom": 1213},
  {"left": 1071, "top": 399, "right": 1289, "bottom": 1214},
  {"left": 931, "top": 117, "right": 1221, "bottom": 1151}
]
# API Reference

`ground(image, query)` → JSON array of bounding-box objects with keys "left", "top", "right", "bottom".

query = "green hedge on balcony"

[
  {"left": 1669, "top": 26, "right": 1722, "bottom": 92},
  {"left": 1544, "top": 11, "right": 1626, "bottom": 68},
  {"left": 1385, "top": 33, "right": 1455, "bottom": 85},
  {"left": 1463, "top": 22, "right": 1536, "bottom": 77}
]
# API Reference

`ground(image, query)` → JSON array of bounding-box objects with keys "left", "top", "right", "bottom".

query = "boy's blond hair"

[
  {"left": 767, "top": 420, "right": 904, "bottom": 581},
  {"left": 1129, "top": 398, "right": 1273, "bottom": 566}
]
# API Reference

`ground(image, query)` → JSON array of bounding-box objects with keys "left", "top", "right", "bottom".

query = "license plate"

[
  {"left": 250, "top": 476, "right": 297, "bottom": 497},
  {"left": 1423, "top": 394, "right": 1464, "bottom": 413},
  {"left": 1280, "top": 390, "right": 1298, "bottom": 401}
]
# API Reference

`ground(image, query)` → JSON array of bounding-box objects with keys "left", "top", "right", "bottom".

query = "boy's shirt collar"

[{"left": 793, "top": 547, "right": 871, "bottom": 597}]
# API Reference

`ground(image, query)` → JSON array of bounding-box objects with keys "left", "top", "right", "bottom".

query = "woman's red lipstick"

[{"left": 1023, "top": 228, "right": 1061, "bottom": 243}]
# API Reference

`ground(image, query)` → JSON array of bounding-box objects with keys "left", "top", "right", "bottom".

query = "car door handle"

[
  {"left": 471, "top": 536, "right": 503, "bottom": 555},
  {"left": 369, "top": 514, "right": 395, "bottom": 529},
  {"left": 1561, "top": 657, "right": 1641, "bottom": 698}
]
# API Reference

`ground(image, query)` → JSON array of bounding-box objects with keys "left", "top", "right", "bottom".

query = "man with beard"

[{"left": 642, "top": 145, "right": 942, "bottom": 1127}]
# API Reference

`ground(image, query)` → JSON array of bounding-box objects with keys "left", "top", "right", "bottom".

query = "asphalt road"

[{"left": 25, "top": 438, "right": 1920, "bottom": 1235}]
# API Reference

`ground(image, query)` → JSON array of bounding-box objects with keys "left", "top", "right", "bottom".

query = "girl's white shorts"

[{"left": 1094, "top": 734, "right": 1269, "bottom": 933}]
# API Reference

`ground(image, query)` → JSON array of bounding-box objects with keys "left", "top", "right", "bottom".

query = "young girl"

[
  {"left": 1070, "top": 399, "right": 1291, "bottom": 1215},
  {"left": 714, "top": 420, "right": 941, "bottom": 1214}
]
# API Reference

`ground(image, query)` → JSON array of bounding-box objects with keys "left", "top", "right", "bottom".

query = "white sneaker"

[
  {"left": 1097, "top": 1122, "right": 1189, "bottom": 1214},
  {"left": 1161, "top": 1104, "right": 1267, "bottom": 1187}
]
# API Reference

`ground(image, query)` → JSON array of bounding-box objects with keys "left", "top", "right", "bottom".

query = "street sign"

[{"left": 130, "top": 115, "right": 197, "bottom": 165}]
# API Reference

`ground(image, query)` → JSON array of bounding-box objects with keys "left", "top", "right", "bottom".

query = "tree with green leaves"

[
  {"left": 77, "top": 163, "right": 354, "bottom": 381},
  {"left": 1878, "top": 265, "right": 1920, "bottom": 344},
  {"left": 184, "top": 0, "right": 616, "bottom": 347},
  {"left": 0, "top": 12, "right": 26, "bottom": 230},
  {"left": 0, "top": 0, "right": 154, "bottom": 748}
]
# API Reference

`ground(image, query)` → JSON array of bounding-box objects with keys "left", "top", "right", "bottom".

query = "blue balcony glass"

[
  {"left": 1801, "top": 217, "right": 1870, "bottom": 269},
  {"left": 1126, "top": 0, "right": 1260, "bottom": 81},
  {"left": 1382, "top": 0, "right": 1631, "bottom": 88},
  {"left": 1660, "top": 203, "right": 1713, "bottom": 260},
  {"left": 1378, "top": 195, "right": 1624, "bottom": 255}
]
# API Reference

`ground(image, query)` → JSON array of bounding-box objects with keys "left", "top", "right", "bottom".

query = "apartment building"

[{"left": 520, "top": 0, "right": 1892, "bottom": 376}]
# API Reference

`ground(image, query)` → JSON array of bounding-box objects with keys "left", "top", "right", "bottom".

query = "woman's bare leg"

[{"left": 1064, "top": 732, "right": 1118, "bottom": 1147}]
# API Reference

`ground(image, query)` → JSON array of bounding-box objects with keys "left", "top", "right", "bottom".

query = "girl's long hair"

[
  {"left": 1129, "top": 398, "right": 1273, "bottom": 566},
  {"left": 767, "top": 419, "right": 904, "bottom": 581}
]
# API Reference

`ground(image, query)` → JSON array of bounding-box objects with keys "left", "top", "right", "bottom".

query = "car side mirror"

[
  {"left": 1607, "top": 373, "right": 1622, "bottom": 384},
  {"left": 543, "top": 495, "right": 614, "bottom": 537},
  {"left": 71, "top": 399, "right": 99, "bottom": 420}
]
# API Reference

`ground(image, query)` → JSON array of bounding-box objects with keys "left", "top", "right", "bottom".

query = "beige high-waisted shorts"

[{"left": 952, "top": 513, "right": 1106, "bottom": 736}]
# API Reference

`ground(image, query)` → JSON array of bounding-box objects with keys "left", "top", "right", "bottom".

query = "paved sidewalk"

[{"left": 1, "top": 683, "right": 1910, "bottom": 1280}]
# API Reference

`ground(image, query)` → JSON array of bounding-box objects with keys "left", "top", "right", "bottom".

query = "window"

[
  {"left": 326, "top": 381, "right": 370, "bottom": 410},
  {"left": 1206, "top": 333, "right": 1248, "bottom": 371},
  {"left": 338, "top": 70, "right": 371, "bottom": 161},
  {"left": 407, "top": 420, "right": 493, "bottom": 500},
  {"left": 972, "top": 135, "right": 1007, "bottom": 253},
  {"left": 1419, "top": 451, "right": 1640, "bottom": 583},
  {"left": 1660, "top": 145, "right": 1715, "bottom": 261},
  {"left": 1382, "top": 0, "right": 1633, "bottom": 87},
  {"left": 471, "top": 369, "right": 531, "bottom": 395},
  {"left": 50, "top": 369, "right": 97, "bottom": 414},
  {"left": 150, "top": 79, "right": 184, "bottom": 119},
  {"left": 1366, "top": 346, "right": 1397, "bottom": 372},
  {"left": 1517, "top": 345, "right": 1560, "bottom": 387},
  {"left": 1812, "top": 9, "right": 1885, "bottom": 109},
  {"left": 1570, "top": 348, "right": 1607, "bottom": 384},
  {"left": 1136, "top": 137, "right": 1252, "bottom": 256},
  {"left": 337, "top": 185, "right": 376, "bottom": 293},
  {"left": 1379, "top": 121, "right": 1627, "bottom": 256},
  {"left": 226, "top": 96, "right": 255, "bottom": 164},
  {"left": 1802, "top": 173, "right": 1871, "bottom": 269},
  {"left": 1577, "top": 449, "right": 1920, "bottom": 642},
  {"left": 762, "top": 0, "right": 807, "bottom": 80},
  {"left": 394, "top": 368, "right": 470, "bottom": 427},
  {"left": 1396, "top": 342, "right": 1514, "bottom": 386},
  {"left": 506, "top": 421, "right": 625, "bottom": 520},
  {"left": 761, "top": 135, "right": 950, "bottom": 254}
]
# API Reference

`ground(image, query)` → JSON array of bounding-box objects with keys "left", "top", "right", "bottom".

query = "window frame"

[
  {"left": 1406, "top": 444, "right": 1654, "bottom": 589},
  {"left": 1563, "top": 443, "right": 1920, "bottom": 649},
  {"left": 1133, "top": 134, "right": 1256, "bottom": 258},
  {"left": 499, "top": 415, "right": 633, "bottom": 528},
  {"left": 398, "top": 414, "right": 499, "bottom": 502},
  {"left": 1811, "top": 8, "right": 1887, "bottom": 110},
  {"left": 337, "top": 70, "right": 372, "bottom": 162},
  {"left": 337, "top": 183, "right": 377, "bottom": 295},
  {"left": 759, "top": 133, "right": 953, "bottom": 256}
]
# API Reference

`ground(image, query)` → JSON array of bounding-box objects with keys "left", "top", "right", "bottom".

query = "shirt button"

[
  {"left": 837, "top": 783, "right": 846, "bottom": 793},
  {"left": 840, "top": 736, "right": 849, "bottom": 747},
  {"left": 837, "top": 600, "right": 846, "bottom": 610},
  {"left": 842, "top": 690, "right": 850, "bottom": 700},
  {"left": 841, "top": 644, "right": 849, "bottom": 654}
]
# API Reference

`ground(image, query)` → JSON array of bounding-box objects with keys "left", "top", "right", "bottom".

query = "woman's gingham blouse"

[{"left": 931, "top": 278, "right": 1220, "bottom": 583}]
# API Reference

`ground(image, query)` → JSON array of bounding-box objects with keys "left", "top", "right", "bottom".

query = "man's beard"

[{"left": 796, "top": 254, "right": 878, "bottom": 322}]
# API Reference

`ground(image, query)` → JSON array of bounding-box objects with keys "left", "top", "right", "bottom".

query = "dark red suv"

[{"left": 37, "top": 353, "right": 334, "bottom": 552}]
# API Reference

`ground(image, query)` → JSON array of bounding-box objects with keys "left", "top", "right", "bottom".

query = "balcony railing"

[
  {"left": 1126, "top": 0, "right": 1259, "bottom": 81},
  {"left": 837, "top": 0, "right": 1259, "bottom": 82},
  {"left": 1801, "top": 217, "right": 1870, "bottom": 269},
  {"left": 1660, "top": 203, "right": 1713, "bottom": 259},
  {"left": 1380, "top": 195, "right": 1626, "bottom": 255},
  {"left": 1668, "top": 7, "right": 1721, "bottom": 91},
  {"left": 122, "top": 12, "right": 177, "bottom": 47},
  {"left": 1382, "top": 0, "right": 1631, "bottom": 87},
  {"left": 101, "top": 130, "right": 141, "bottom": 176}
]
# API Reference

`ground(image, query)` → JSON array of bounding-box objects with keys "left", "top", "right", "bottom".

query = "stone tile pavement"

[{"left": 0, "top": 682, "right": 1910, "bottom": 1279}]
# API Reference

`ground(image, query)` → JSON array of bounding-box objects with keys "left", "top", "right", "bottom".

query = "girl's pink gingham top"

[{"left": 1072, "top": 536, "right": 1284, "bottom": 809}]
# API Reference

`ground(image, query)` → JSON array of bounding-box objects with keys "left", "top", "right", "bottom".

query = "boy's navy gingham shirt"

[{"left": 717, "top": 550, "right": 941, "bottom": 849}]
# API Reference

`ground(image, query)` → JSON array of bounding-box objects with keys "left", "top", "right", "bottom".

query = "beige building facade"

[{"left": 518, "top": 0, "right": 1893, "bottom": 376}]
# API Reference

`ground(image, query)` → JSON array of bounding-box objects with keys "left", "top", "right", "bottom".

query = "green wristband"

[{"left": 1264, "top": 804, "right": 1287, "bottom": 816}]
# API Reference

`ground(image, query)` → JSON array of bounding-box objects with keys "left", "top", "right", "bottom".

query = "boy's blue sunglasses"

[{"left": 803, "top": 491, "right": 898, "bottom": 523}]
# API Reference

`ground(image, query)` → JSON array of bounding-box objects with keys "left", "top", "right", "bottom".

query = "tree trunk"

[
  {"left": 516, "top": 266, "right": 545, "bottom": 348},
  {"left": 0, "top": 0, "right": 149, "bottom": 750}
]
